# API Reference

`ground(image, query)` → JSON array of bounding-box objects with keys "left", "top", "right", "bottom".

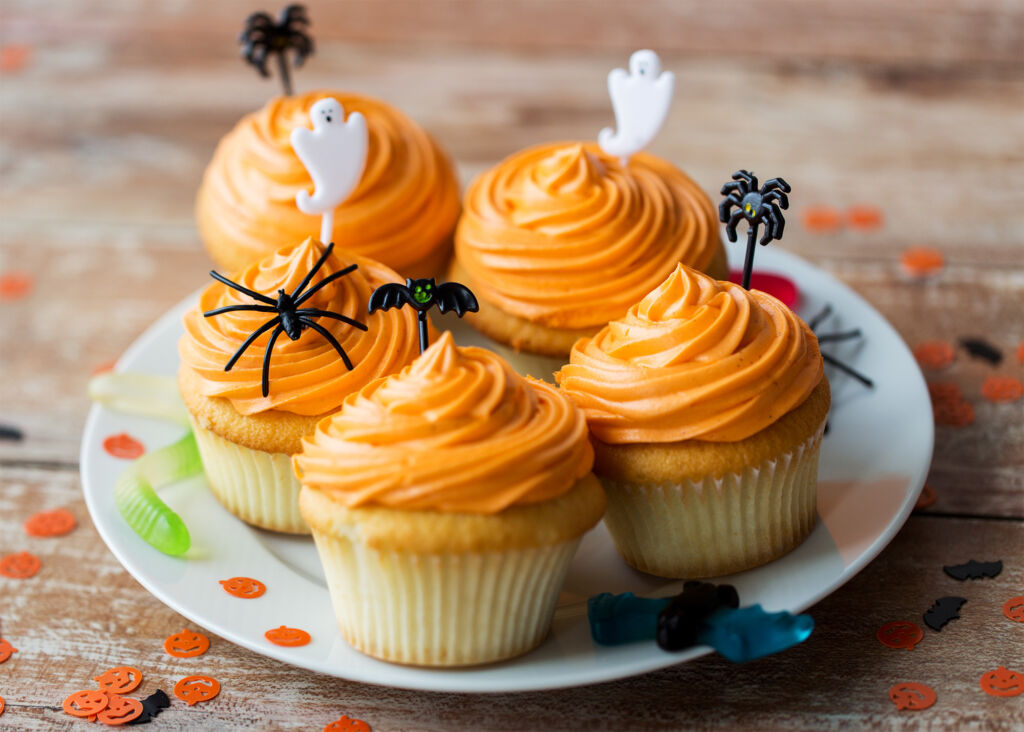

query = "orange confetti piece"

[
  {"left": 0, "top": 44, "right": 31, "bottom": 73},
  {"left": 0, "top": 638, "right": 17, "bottom": 663},
  {"left": 0, "top": 272, "right": 33, "bottom": 300},
  {"left": 980, "top": 666, "right": 1023, "bottom": 697},
  {"left": 900, "top": 246, "right": 945, "bottom": 277},
  {"left": 97, "top": 695, "right": 143, "bottom": 725},
  {"left": 324, "top": 715, "right": 372, "bottom": 732},
  {"left": 94, "top": 666, "right": 143, "bottom": 695},
  {"left": 1017, "top": 342, "right": 1024, "bottom": 365},
  {"left": 0, "top": 694, "right": 4, "bottom": 716},
  {"left": 928, "top": 382, "right": 962, "bottom": 402},
  {"left": 63, "top": 689, "right": 109, "bottom": 718},
  {"left": 846, "top": 205, "right": 884, "bottom": 230},
  {"left": 802, "top": 206, "right": 842, "bottom": 233},
  {"left": 164, "top": 629, "right": 210, "bottom": 658},
  {"left": 889, "top": 682, "right": 936, "bottom": 711},
  {"left": 173, "top": 675, "right": 220, "bottom": 706},
  {"left": 981, "top": 375, "right": 1023, "bottom": 403},
  {"left": 913, "top": 484, "right": 936, "bottom": 511},
  {"left": 103, "top": 433, "right": 145, "bottom": 459},
  {"left": 933, "top": 397, "right": 974, "bottom": 427},
  {"left": 876, "top": 621, "right": 923, "bottom": 650},
  {"left": 220, "top": 576, "right": 267, "bottom": 599},
  {"left": 0, "top": 551, "right": 41, "bottom": 578},
  {"left": 913, "top": 341, "right": 955, "bottom": 370},
  {"left": 1003, "top": 596, "right": 1024, "bottom": 623},
  {"left": 24, "top": 508, "right": 76, "bottom": 537},
  {"left": 265, "top": 625, "right": 311, "bottom": 647}
]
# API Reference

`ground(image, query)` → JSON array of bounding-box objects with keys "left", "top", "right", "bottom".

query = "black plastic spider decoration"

[
  {"left": 807, "top": 304, "right": 874, "bottom": 434},
  {"left": 719, "top": 171, "right": 791, "bottom": 290},
  {"left": 239, "top": 4, "right": 313, "bottom": 96},
  {"left": 203, "top": 242, "right": 368, "bottom": 398}
]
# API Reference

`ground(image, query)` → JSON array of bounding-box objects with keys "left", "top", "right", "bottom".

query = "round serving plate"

[{"left": 80, "top": 246, "right": 933, "bottom": 692}]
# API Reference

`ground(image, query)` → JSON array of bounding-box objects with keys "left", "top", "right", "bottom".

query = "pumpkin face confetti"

[
  {"left": 876, "top": 621, "right": 923, "bottom": 651},
  {"left": 0, "top": 271, "right": 33, "bottom": 300},
  {"left": 63, "top": 689, "right": 110, "bottom": 718},
  {"left": 174, "top": 675, "right": 220, "bottom": 706},
  {"left": 0, "top": 638, "right": 17, "bottom": 663},
  {"left": 900, "top": 246, "right": 944, "bottom": 277},
  {"left": 1003, "top": 596, "right": 1024, "bottom": 623},
  {"left": 164, "top": 629, "right": 210, "bottom": 658},
  {"left": 265, "top": 625, "right": 311, "bottom": 647},
  {"left": 97, "top": 695, "right": 143, "bottom": 725},
  {"left": 913, "top": 341, "right": 955, "bottom": 371},
  {"left": 24, "top": 508, "right": 77, "bottom": 537},
  {"left": 981, "top": 375, "right": 1023, "bottom": 403},
  {"left": 913, "top": 484, "right": 936, "bottom": 511},
  {"left": 979, "top": 666, "right": 1024, "bottom": 698},
  {"left": 324, "top": 715, "right": 372, "bottom": 732},
  {"left": 0, "top": 550, "right": 41, "bottom": 578},
  {"left": 103, "top": 433, "right": 146, "bottom": 459},
  {"left": 220, "top": 576, "right": 266, "bottom": 599},
  {"left": 846, "top": 205, "right": 884, "bottom": 231},
  {"left": 888, "top": 682, "right": 937, "bottom": 711},
  {"left": 801, "top": 206, "right": 842, "bottom": 233},
  {"left": 94, "top": 666, "right": 143, "bottom": 695}
]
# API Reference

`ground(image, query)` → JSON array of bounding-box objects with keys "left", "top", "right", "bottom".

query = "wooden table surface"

[{"left": 1, "top": 2, "right": 1022, "bottom": 729}]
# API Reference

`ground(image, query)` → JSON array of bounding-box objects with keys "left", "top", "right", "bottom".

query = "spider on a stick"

[{"left": 204, "top": 242, "right": 368, "bottom": 397}]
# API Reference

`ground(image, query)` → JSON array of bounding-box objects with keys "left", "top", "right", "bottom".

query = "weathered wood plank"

[{"left": 1, "top": 466, "right": 1021, "bottom": 729}]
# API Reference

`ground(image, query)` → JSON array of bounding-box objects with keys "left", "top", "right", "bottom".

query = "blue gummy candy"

[
  {"left": 697, "top": 604, "right": 814, "bottom": 663},
  {"left": 587, "top": 592, "right": 670, "bottom": 645}
]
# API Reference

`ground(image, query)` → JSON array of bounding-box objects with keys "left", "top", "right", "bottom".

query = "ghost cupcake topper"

[
  {"left": 719, "top": 171, "right": 791, "bottom": 290},
  {"left": 598, "top": 50, "right": 675, "bottom": 166},
  {"left": 239, "top": 4, "right": 314, "bottom": 96},
  {"left": 290, "top": 97, "right": 369, "bottom": 243}
]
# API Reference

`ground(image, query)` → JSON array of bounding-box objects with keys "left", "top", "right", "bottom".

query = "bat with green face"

[{"left": 368, "top": 278, "right": 479, "bottom": 352}]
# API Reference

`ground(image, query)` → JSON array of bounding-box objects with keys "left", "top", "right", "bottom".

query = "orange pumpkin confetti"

[
  {"left": 0, "top": 638, "right": 17, "bottom": 663},
  {"left": 933, "top": 397, "right": 975, "bottom": 427},
  {"left": 876, "top": 621, "right": 923, "bottom": 650},
  {"left": 914, "top": 484, "right": 936, "bottom": 511},
  {"left": 173, "top": 675, "right": 220, "bottom": 706},
  {"left": 324, "top": 715, "right": 372, "bottom": 732},
  {"left": 1003, "top": 596, "right": 1024, "bottom": 623},
  {"left": 265, "top": 625, "right": 311, "bottom": 647},
  {"left": 1017, "top": 342, "right": 1024, "bottom": 365},
  {"left": 0, "top": 551, "right": 41, "bottom": 578},
  {"left": 0, "top": 272, "right": 33, "bottom": 300},
  {"left": 0, "top": 694, "right": 4, "bottom": 717},
  {"left": 913, "top": 341, "right": 955, "bottom": 371},
  {"left": 928, "top": 382, "right": 962, "bottom": 402},
  {"left": 981, "top": 375, "right": 1023, "bottom": 403},
  {"left": 24, "top": 508, "right": 77, "bottom": 537},
  {"left": 900, "top": 246, "right": 945, "bottom": 277},
  {"left": 802, "top": 206, "right": 843, "bottom": 233},
  {"left": 846, "top": 205, "right": 884, "bottom": 231},
  {"left": 63, "top": 689, "right": 109, "bottom": 718},
  {"left": 97, "top": 695, "right": 143, "bottom": 726},
  {"left": 103, "top": 433, "right": 145, "bottom": 459},
  {"left": 980, "top": 666, "right": 1023, "bottom": 697},
  {"left": 94, "top": 666, "right": 143, "bottom": 695},
  {"left": 164, "top": 629, "right": 210, "bottom": 658},
  {"left": 0, "top": 44, "right": 31, "bottom": 73},
  {"left": 888, "top": 682, "right": 936, "bottom": 711},
  {"left": 220, "top": 576, "right": 267, "bottom": 599}
]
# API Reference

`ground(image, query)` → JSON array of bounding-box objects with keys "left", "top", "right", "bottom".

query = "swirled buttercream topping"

[
  {"left": 454, "top": 141, "right": 720, "bottom": 328},
  {"left": 294, "top": 332, "right": 594, "bottom": 514},
  {"left": 196, "top": 91, "right": 460, "bottom": 273},
  {"left": 556, "top": 264, "right": 823, "bottom": 443},
  {"left": 179, "top": 238, "right": 421, "bottom": 416}
]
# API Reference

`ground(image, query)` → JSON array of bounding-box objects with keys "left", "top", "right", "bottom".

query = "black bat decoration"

[
  {"left": 368, "top": 278, "right": 479, "bottom": 353},
  {"left": 923, "top": 596, "right": 966, "bottom": 632},
  {"left": 0, "top": 423, "right": 23, "bottom": 441},
  {"left": 959, "top": 337, "right": 1003, "bottom": 366},
  {"left": 127, "top": 689, "right": 170, "bottom": 725},
  {"left": 719, "top": 170, "right": 791, "bottom": 290},
  {"left": 943, "top": 559, "right": 1003, "bottom": 581},
  {"left": 657, "top": 581, "right": 739, "bottom": 652}
]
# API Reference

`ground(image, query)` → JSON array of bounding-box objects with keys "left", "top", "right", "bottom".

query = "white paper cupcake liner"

[
  {"left": 309, "top": 526, "right": 580, "bottom": 666},
  {"left": 190, "top": 419, "right": 309, "bottom": 534},
  {"left": 600, "top": 426, "right": 824, "bottom": 579}
]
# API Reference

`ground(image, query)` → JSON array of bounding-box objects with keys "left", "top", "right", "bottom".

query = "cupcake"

[
  {"left": 556, "top": 264, "right": 828, "bottom": 579},
  {"left": 178, "top": 237, "right": 422, "bottom": 534},
  {"left": 196, "top": 91, "right": 460, "bottom": 278},
  {"left": 294, "top": 332, "right": 605, "bottom": 666},
  {"left": 452, "top": 142, "right": 728, "bottom": 358}
]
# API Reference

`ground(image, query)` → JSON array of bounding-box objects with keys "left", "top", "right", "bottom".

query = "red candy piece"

[
  {"left": 0, "top": 551, "right": 41, "bottom": 578},
  {"left": 876, "top": 621, "right": 923, "bottom": 650},
  {"left": 24, "top": 508, "right": 76, "bottom": 537},
  {"left": 174, "top": 675, "right": 220, "bottom": 706},
  {"left": 265, "top": 625, "right": 311, "bottom": 647},
  {"left": 728, "top": 270, "right": 799, "bottom": 308},
  {"left": 980, "top": 666, "right": 1023, "bottom": 697},
  {"left": 913, "top": 341, "right": 955, "bottom": 370},
  {"left": 981, "top": 375, "right": 1023, "bottom": 403},
  {"left": 103, "top": 433, "right": 145, "bottom": 459},
  {"left": 220, "top": 576, "right": 267, "bottom": 599},
  {"left": 888, "top": 682, "right": 936, "bottom": 711}
]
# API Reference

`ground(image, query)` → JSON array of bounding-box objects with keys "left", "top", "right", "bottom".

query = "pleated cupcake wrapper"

[
  {"left": 190, "top": 419, "right": 309, "bottom": 535},
  {"left": 309, "top": 526, "right": 580, "bottom": 666},
  {"left": 600, "top": 426, "right": 824, "bottom": 579}
]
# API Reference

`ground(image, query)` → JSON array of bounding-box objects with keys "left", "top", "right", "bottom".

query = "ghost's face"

[
  {"left": 629, "top": 50, "right": 661, "bottom": 79},
  {"left": 311, "top": 98, "right": 343, "bottom": 128}
]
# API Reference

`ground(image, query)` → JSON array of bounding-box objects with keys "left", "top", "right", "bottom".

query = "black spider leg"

[
  {"left": 293, "top": 264, "right": 360, "bottom": 308},
  {"left": 807, "top": 304, "right": 832, "bottom": 331},
  {"left": 760, "top": 203, "right": 787, "bottom": 245},
  {"left": 816, "top": 329, "right": 862, "bottom": 344},
  {"left": 724, "top": 208, "right": 746, "bottom": 243},
  {"left": 300, "top": 318, "right": 355, "bottom": 371},
  {"left": 288, "top": 242, "right": 336, "bottom": 301},
  {"left": 732, "top": 170, "right": 758, "bottom": 189},
  {"left": 762, "top": 187, "right": 790, "bottom": 212},
  {"left": 821, "top": 352, "right": 874, "bottom": 388},
  {"left": 224, "top": 317, "right": 282, "bottom": 371},
  {"left": 720, "top": 180, "right": 749, "bottom": 197},
  {"left": 295, "top": 308, "right": 369, "bottom": 332},
  {"left": 203, "top": 304, "right": 278, "bottom": 317},
  {"left": 719, "top": 192, "right": 744, "bottom": 231},
  {"left": 261, "top": 324, "right": 285, "bottom": 397},
  {"left": 761, "top": 178, "right": 792, "bottom": 198},
  {"left": 208, "top": 271, "right": 277, "bottom": 306}
]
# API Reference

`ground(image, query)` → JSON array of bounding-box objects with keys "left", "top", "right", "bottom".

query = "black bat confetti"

[
  {"left": 923, "top": 596, "right": 967, "bottom": 632},
  {"left": 959, "top": 337, "right": 1003, "bottom": 366},
  {"left": 127, "top": 689, "right": 170, "bottom": 725},
  {"left": 0, "top": 423, "right": 24, "bottom": 441},
  {"left": 943, "top": 559, "right": 1003, "bottom": 581},
  {"left": 368, "top": 277, "right": 479, "bottom": 353}
]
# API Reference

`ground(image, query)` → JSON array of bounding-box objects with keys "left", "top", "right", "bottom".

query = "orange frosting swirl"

[
  {"left": 196, "top": 91, "right": 460, "bottom": 274},
  {"left": 179, "top": 238, "right": 422, "bottom": 416},
  {"left": 556, "top": 264, "right": 824, "bottom": 443},
  {"left": 294, "top": 332, "right": 594, "bottom": 514},
  {"left": 455, "top": 142, "right": 720, "bottom": 329}
]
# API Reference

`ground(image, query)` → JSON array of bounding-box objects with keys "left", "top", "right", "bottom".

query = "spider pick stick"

[
  {"left": 290, "top": 97, "right": 368, "bottom": 244},
  {"left": 239, "top": 4, "right": 314, "bottom": 97},
  {"left": 719, "top": 171, "right": 791, "bottom": 290},
  {"left": 598, "top": 49, "right": 675, "bottom": 167},
  {"left": 368, "top": 278, "right": 479, "bottom": 354}
]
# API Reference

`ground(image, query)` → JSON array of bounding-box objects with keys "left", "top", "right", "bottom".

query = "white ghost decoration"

[
  {"left": 597, "top": 50, "right": 675, "bottom": 167},
  {"left": 290, "top": 97, "right": 368, "bottom": 243}
]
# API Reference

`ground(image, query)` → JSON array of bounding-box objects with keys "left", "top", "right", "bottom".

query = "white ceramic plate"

[{"left": 80, "top": 247, "right": 933, "bottom": 692}]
